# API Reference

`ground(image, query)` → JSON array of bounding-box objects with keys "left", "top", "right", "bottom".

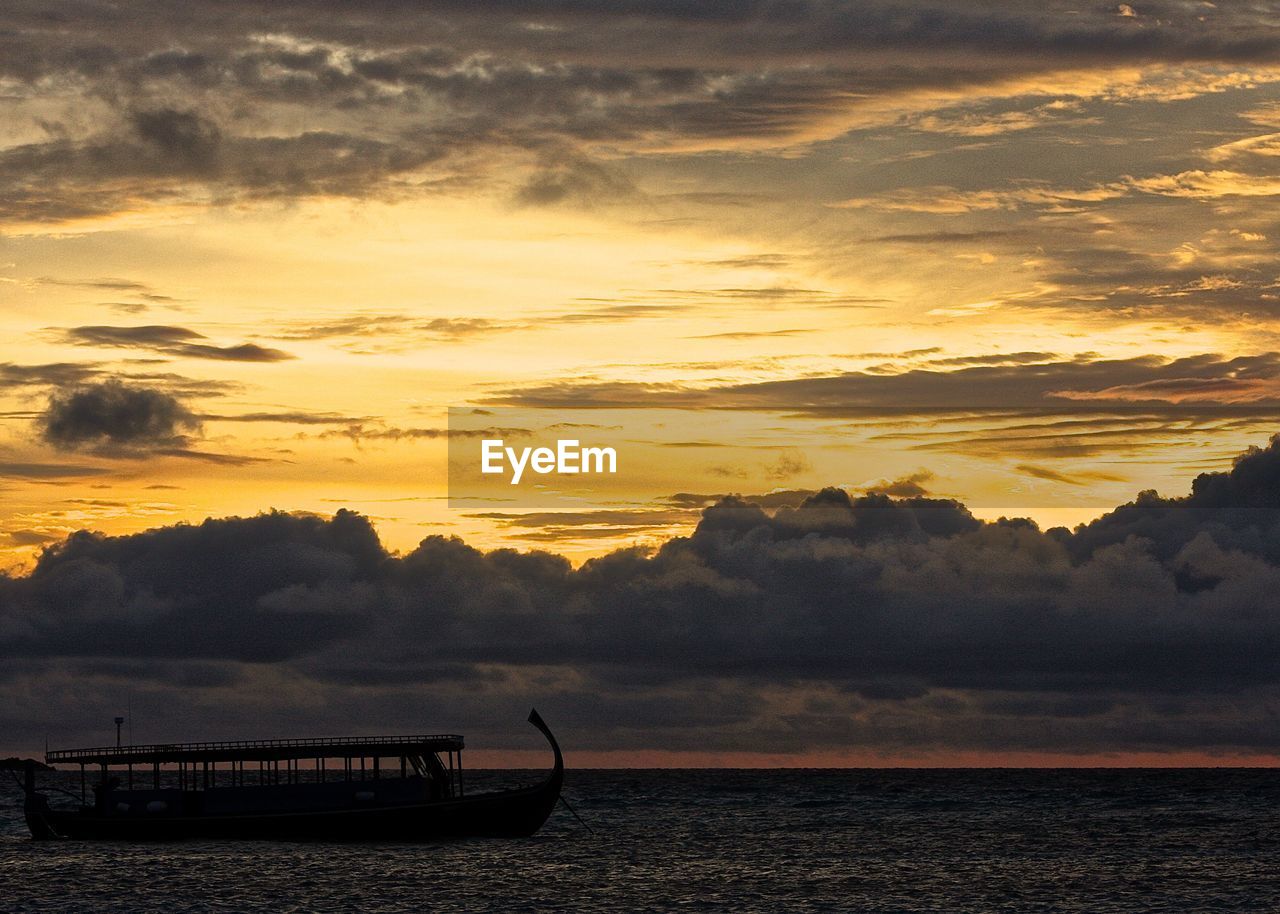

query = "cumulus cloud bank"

[{"left": 7, "top": 434, "right": 1280, "bottom": 756}]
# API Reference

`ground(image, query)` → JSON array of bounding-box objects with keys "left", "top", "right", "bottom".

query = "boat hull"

[{"left": 26, "top": 780, "right": 560, "bottom": 841}]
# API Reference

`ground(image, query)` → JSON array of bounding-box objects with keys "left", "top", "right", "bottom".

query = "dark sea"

[{"left": 3, "top": 769, "right": 1279, "bottom": 912}]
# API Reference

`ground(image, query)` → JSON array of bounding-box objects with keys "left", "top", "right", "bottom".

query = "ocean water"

[{"left": 3, "top": 768, "right": 1280, "bottom": 912}]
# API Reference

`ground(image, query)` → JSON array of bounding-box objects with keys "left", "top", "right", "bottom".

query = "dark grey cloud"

[
  {"left": 1031, "top": 244, "right": 1280, "bottom": 319},
  {"left": 690, "top": 328, "right": 815, "bottom": 340},
  {"left": 488, "top": 378, "right": 700, "bottom": 408},
  {"left": 654, "top": 287, "right": 880, "bottom": 306},
  {"left": 664, "top": 489, "right": 820, "bottom": 509},
  {"left": 867, "top": 469, "right": 934, "bottom": 497},
  {"left": 922, "top": 352, "right": 1060, "bottom": 368},
  {"left": 104, "top": 371, "right": 240, "bottom": 398},
  {"left": 270, "top": 315, "right": 412, "bottom": 341},
  {"left": 1017, "top": 463, "right": 1126, "bottom": 486},
  {"left": 469, "top": 508, "right": 695, "bottom": 528},
  {"left": 130, "top": 108, "right": 220, "bottom": 171},
  {"left": 200, "top": 410, "right": 372, "bottom": 425},
  {"left": 262, "top": 295, "right": 848, "bottom": 351},
  {"left": 7, "top": 1, "right": 1280, "bottom": 79},
  {"left": 0, "top": 362, "right": 103, "bottom": 390},
  {"left": 848, "top": 347, "right": 943, "bottom": 359},
  {"left": 490, "top": 352, "right": 1280, "bottom": 409},
  {"left": 1, "top": 509, "right": 381, "bottom": 662},
  {"left": 410, "top": 318, "right": 515, "bottom": 344},
  {"left": 173, "top": 342, "right": 293, "bottom": 362},
  {"left": 543, "top": 303, "right": 690, "bottom": 324},
  {"left": 9, "top": 435, "right": 1280, "bottom": 753},
  {"left": 514, "top": 153, "right": 639, "bottom": 207},
  {"left": 1065, "top": 437, "right": 1280, "bottom": 564},
  {"left": 268, "top": 315, "right": 513, "bottom": 352},
  {"left": 2, "top": 107, "right": 454, "bottom": 224},
  {"left": 7, "top": 1, "right": 1280, "bottom": 225},
  {"left": 0, "top": 461, "right": 111, "bottom": 479},
  {"left": 66, "top": 325, "right": 201, "bottom": 346},
  {"left": 480, "top": 354, "right": 1280, "bottom": 464},
  {"left": 35, "top": 277, "right": 157, "bottom": 294},
  {"left": 466, "top": 507, "right": 697, "bottom": 540},
  {"left": 0, "top": 361, "right": 237, "bottom": 405},
  {"left": 697, "top": 254, "right": 793, "bottom": 269},
  {"left": 149, "top": 447, "right": 272, "bottom": 465},
  {"left": 60, "top": 325, "right": 294, "bottom": 362},
  {"left": 39, "top": 379, "right": 201, "bottom": 454},
  {"left": 321, "top": 423, "right": 531, "bottom": 443}
]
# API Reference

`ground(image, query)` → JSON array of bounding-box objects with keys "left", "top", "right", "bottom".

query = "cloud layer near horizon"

[{"left": 7, "top": 433, "right": 1280, "bottom": 757}]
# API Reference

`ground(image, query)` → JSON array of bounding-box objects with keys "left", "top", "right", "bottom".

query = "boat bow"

[{"left": 527, "top": 707, "right": 564, "bottom": 790}]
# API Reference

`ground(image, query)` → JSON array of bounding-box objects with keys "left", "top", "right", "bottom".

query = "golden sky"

[{"left": 7, "top": 10, "right": 1280, "bottom": 566}]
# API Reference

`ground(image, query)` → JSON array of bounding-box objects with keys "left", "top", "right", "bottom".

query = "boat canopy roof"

[{"left": 46, "top": 734, "right": 465, "bottom": 766}]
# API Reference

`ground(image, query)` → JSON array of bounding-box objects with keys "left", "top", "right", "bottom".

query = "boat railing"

[{"left": 47, "top": 734, "right": 465, "bottom": 764}]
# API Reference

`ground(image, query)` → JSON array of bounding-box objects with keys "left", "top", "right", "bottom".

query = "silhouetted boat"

[{"left": 23, "top": 709, "right": 562, "bottom": 841}]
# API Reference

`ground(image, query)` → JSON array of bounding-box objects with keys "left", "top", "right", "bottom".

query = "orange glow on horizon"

[{"left": 462, "top": 749, "right": 1280, "bottom": 770}]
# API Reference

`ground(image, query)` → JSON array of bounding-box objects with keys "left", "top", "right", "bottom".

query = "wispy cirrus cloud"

[
  {"left": 489, "top": 352, "right": 1280, "bottom": 410},
  {"left": 272, "top": 315, "right": 511, "bottom": 344},
  {"left": 58, "top": 325, "right": 293, "bottom": 362},
  {"left": 0, "top": 461, "right": 111, "bottom": 479},
  {"left": 836, "top": 167, "right": 1280, "bottom": 217}
]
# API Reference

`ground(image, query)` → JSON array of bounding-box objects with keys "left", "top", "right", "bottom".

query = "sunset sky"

[{"left": 6, "top": 1, "right": 1280, "bottom": 765}]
